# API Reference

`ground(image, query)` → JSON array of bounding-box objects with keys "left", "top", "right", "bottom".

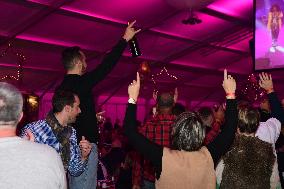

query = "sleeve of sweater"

[
  {"left": 206, "top": 99, "right": 238, "bottom": 166},
  {"left": 124, "top": 103, "right": 163, "bottom": 179},
  {"left": 268, "top": 92, "right": 284, "bottom": 125},
  {"left": 81, "top": 39, "right": 127, "bottom": 89},
  {"left": 68, "top": 128, "right": 88, "bottom": 176}
]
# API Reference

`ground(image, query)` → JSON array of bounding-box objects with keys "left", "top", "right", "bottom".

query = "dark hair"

[
  {"left": 52, "top": 90, "right": 76, "bottom": 113},
  {"left": 157, "top": 92, "right": 174, "bottom": 108},
  {"left": 238, "top": 106, "right": 260, "bottom": 134},
  {"left": 270, "top": 4, "right": 281, "bottom": 12},
  {"left": 172, "top": 103, "right": 186, "bottom": 116},
  {"left": 61, "top": 46, "right": 82, "bottom": 70},
  {"left": 198, "top": 107, "right": 214, "bottom": 127},
  {"left": 172, "top": 112, "right": 205, "bottom": 151}
]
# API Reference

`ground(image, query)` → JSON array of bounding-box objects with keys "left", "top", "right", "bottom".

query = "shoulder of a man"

[
  {"left": 21, "top": 120, "right": 57, "bottom": 145},
  {"left": 20, "top": 137, "right": 60, "bottom": 160},
  {"left": 21, "top": 120, "right": 49, "bottom": 135},
  {"left": 256, "top": 118, "right": 281, "bottom": 144},
  {"left": 23, "top": 139, "right": 65, "bottom": 177}
]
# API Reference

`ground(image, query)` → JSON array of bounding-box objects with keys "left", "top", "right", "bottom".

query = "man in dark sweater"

[{"left": 56, "top": 21, "right": 140, "bottom": 189}]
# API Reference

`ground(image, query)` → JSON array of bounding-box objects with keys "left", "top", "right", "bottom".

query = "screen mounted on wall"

[{"left": 255, "top": 0, "right": 284, "bottom": 70}]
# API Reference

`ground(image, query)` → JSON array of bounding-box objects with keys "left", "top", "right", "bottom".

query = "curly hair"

[
  {"left": 270, "top": 4, "right": 281, "bottom": 12},
  {"left": 172, "top": 112, "right": 205, "bottom": 151}
]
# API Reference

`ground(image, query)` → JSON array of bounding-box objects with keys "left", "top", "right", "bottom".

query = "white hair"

[{"left": 0, "top": 82, "right": 23, "bottom": 127}]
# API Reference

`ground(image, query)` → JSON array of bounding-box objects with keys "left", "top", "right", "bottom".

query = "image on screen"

[{"left": 255, "top": 0, "right": 284, "bottom": 70}]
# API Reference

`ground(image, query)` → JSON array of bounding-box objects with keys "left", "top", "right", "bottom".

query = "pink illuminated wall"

[
  {"left": 98, "top": 95, "right": 149, "bottom": 124},
  {"left": 38, "top": 92, "right": 219, "bottom": 125},
  {"left": 38, "top": 93, "right": 152, "bottom": 124}
]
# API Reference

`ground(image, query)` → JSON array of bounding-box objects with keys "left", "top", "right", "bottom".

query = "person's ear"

[
  {"left": 64, "top": 105, "right": 72, "bottom": 113},
  {"left": 73, "top": 58, "right": 81, "bottom": 68},
  {"left": 18, "top": 112, "right": 23, "bottom": 123}
]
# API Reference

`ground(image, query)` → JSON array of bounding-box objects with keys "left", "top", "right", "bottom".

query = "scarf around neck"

[{"left": 46, "top": 112, "right": 73, "bottom": 171}]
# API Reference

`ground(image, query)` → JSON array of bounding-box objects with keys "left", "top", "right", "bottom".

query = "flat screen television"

[{"left": 255, "top": 0, "right": 284, "bottom": 71}]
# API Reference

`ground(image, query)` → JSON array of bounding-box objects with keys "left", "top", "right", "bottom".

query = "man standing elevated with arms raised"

[{"left": 57, "top": 21, "right": 140, "bottom": 188}]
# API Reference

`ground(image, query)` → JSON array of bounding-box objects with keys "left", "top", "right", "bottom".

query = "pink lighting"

[
  {"left": 61, "top": 7, "right": 126, "bottom": 25},
  {"left": 208, "top": 0, "right": 252, "bottom": 19},
  {"left": 17, "top": 34, "right": 94, "bottom": 50},
  {"left": 3, "top": 0, "right": 281, "bottom": 106},
  {"left": 27, "top": 0, "right": 52, "bottom": 5}
]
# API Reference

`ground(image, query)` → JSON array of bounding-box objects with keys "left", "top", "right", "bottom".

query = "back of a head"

[
  {"left": 172, "top": 103, "right": 186, "bottom": 116},
  {"left": 52, "top": 90, "right": 75, "bottom": 113},
  {"left": 270, "top": 4, "right": 281, "bottom": 12},
  {"left": 238, "top": 106, "right": 260, "bottom": 134},
  {"left": 172, "top": 112, "right": 205, "bottom": 151},
  {"left": 157, "top": 92, "right": 174, "bottom": 109},
  {"left": 0, "top": 82, "right": 23, "bottom": 127},
  {"left": 61, "top": 46, "right": 82, "bottom": 70},
  {"left": 198, "top": 107, "right": 214, "bottom": 127}
]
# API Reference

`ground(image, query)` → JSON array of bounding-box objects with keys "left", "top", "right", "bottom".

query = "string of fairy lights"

[
  {"left": 239, "top": 73, "right": 265, "bottom": 102},
  {"left": 0, "top": 43, "right": 266, "bottom": 103},
  {"left": 0, "top": 43, "right": 25, "bottom": 81},
  {"left": 151, "top": 66, "right": 178, "bottom": 86}
]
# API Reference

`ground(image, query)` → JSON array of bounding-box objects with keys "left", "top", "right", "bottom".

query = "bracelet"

[
  {"left": 226, "top": 93, "right": 235, "bottom": 99},
  {"left": 226, "top": 93, "right": 235, "bottom": 96},
  {"left": 226, "top": 95, "right": 235, "bottom": 99},
  {"left": 128, "top": 98, "right": 136, "bottom": 104},
  {"left": 266, "top": 88, "right": 274, "bottom": 93}
]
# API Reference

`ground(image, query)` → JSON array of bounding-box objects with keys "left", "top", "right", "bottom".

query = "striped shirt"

[{"left": 21, "top": 120, "right": 87, "bottom": 176}]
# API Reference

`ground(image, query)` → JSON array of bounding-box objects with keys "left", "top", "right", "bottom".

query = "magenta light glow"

[
  {"left": 17, "top": 34, "right": 94, "bottom": 50},
  {"left": 27, "top": 0, "right": 52, "bottom": 6},
  {"left": 208, "top": 0, "right": 252, "bottom": 19},
  {"left": 152, "top": 12, "right": 234, "bottom": 40},
  {"left": 61, "top": 7, "right": 125, "bottom": 24}
]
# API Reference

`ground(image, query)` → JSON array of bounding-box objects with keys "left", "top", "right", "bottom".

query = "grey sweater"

[{"left": 0, "top": 137, "right": 66, "bottom": 189}]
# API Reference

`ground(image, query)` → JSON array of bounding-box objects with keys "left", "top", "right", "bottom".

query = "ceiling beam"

[
  {"left": 119, "top": 55, "right": 249, "bottom": 77},
  {"left": 0, "top": 0, "right": 75, "bottom": 46},
  {"left": 0, "top": 33, "right": 249, "bottom": 80},
  {"left": 13, "top": 0, "right": 249, "bottom": 56},
  {"left": 0, "top": 62, "right": 62, "bottom": 73},
  {"left": 199, "top": 7, "right": 252, "bottom": 27},
  {"left": 57, "top": 8, "right": 249, "bottom": 56}
]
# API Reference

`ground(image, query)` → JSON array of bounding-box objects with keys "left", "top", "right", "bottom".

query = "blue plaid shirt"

[{"left": 21, "top": 120, "right": 87, "bottom": 176}]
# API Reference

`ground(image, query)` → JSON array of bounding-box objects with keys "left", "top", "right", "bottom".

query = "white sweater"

[{"left": 0, "top": 137, "right": 66, "bottom": 189}]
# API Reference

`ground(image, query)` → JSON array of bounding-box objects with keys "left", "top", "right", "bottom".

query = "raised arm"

[
  {"left": 207, "top": 69, "right": 238, "bottom": 165},
  {"left": 82, "top": 21, "right": 141, "bottom": 89},
  {"left": 259, "top": 72, "right": 284, "bottom": 125},
  {"left": 124, "top": 72, "right": 163, "bottom": 178}
]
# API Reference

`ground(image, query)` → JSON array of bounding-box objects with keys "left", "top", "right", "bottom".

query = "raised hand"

[
  {"left": 23, "top": 129, "right": 35, "bottom": 142},
  {"left": 174, "top": 87, "right": 178, "bottom": 103},
  {"left": 259, "top": 72, "right": 274, "bottom": 93},
  {"left": 122, "top": 20, "right": 141, "bottom": 42},
  {"left": 96, "top": 111, "right": 105, "bottom": 123},
  {"left": 152, "top": 90, "right": 158, "bottom": 101},
  {"left": 128, "top": 72, "right": 140, "bottom": 102},
  {"left": 222, "top": 69, "right": 236, "bottom": 99},
  {"left": 79, "top": 136, "right": 92, "bottom": 161}
]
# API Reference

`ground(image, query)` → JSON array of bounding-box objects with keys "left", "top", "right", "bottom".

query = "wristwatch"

[{"left": 128, "top": 98, "right": 136, "bottom": 104}]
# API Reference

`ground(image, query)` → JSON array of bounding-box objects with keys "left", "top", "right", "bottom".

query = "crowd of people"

[{"left": 0, "top": 20, "right": 283, "bottom": 189}]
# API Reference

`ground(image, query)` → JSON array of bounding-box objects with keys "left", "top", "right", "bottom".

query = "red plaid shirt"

[
  {"left": 204, "top": 121, "right": 222, "bottom": 145},
  {"left": 132, "top": 114, "right": 176, "bottom": 185}
]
